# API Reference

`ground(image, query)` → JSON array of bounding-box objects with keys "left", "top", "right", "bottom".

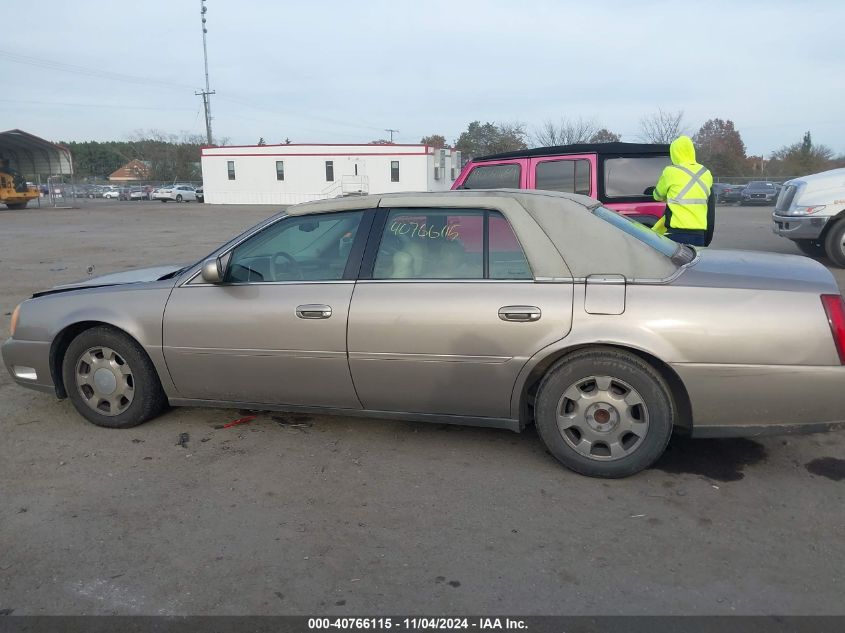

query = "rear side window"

[
  {"left": 535, "top": 159, "right": 591, "bottom": 195},
  {"left": 604, "top": 156, "right": 671, "bottom": 197},
  {"left": 372, "top": 208, "right": 531, "bottom": 280},
  {"left": 462, "top": 164, "right": 521, "bottom": 189}
]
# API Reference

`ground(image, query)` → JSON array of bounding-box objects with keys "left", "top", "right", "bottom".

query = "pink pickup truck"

[{"left": 452, "top": 142, "right": 671, "bottom": 226}]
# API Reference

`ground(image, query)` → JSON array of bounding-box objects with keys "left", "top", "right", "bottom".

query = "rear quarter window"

[{"left": 604, "top": 156, "right": 672, "bottom": 198}]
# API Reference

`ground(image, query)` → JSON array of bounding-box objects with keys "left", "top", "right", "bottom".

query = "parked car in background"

[
  {"left": 129, "top": 188, "right": 148, "bottom": 201},
  {"left": 772, "top": 167, "right": 845, "bottom": 264},
  {"left": 712, "top": 183, "right": 730, "bottom": 201},
  {"left": 153, "top": 184, "right": 197, "bottom": 203},
  {"left": 102, "top": 188, "right": 120, "bottom": 199},
  {"left": 741, "top": 181, "right": 779, "bottom": 205},
  {"left": 720, "top": 184, "right": 746, "bottom": 204},
  {"left": 195, "top": 187, "right": 204, "bottom": 203},
  {"left": 453, "top": 142, "right": 672, "bottom": 226},
  {"left": 5, "top": 190, "right": 845, "bottom": 479}
]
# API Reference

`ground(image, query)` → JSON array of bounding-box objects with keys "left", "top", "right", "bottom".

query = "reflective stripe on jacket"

[{"left": 653, "top": 136, "right": 713, "bottom": 231}]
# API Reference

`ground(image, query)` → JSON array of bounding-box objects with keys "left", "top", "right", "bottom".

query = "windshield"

[{"left": 592, "top": 206, "right": 695, "bottom": 265}]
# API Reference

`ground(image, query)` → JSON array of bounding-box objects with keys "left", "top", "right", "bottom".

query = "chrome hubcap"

[
  {"left": 556, "top": 375, "right": 649, "bottom": 461},
  {"left": 75, "top": 346, "right": 135, "bottom": 416}
]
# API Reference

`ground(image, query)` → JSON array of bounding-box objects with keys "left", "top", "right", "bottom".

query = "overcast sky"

[{"left": 3, "top": 0, "right": 843, "bottom": 155}]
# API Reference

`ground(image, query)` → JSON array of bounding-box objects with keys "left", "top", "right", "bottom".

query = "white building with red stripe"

[{"left": 200, "top": 143, "right": 462, "bottom": 205}]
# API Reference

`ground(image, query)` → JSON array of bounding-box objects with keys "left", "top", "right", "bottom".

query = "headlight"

[
  {"left": 789, "top": 205, "right": 826, "bottom": 216},
  {"left": 9, "top": 303, "right": 20, "bottom": 337}
]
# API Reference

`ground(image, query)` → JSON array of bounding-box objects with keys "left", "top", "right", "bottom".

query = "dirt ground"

[{"left": 0, "top": 199, "right": 843, "bottom": 615}]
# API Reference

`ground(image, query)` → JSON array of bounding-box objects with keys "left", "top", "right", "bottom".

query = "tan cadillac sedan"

[{"left": 4, "top": 190, "right": 845, "bottom": 478}]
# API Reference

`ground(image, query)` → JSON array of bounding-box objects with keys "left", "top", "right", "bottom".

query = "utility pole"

[
  {"left": 197, "top": 0, "right": 215, "bottom": 145},
  {"left": 385, "top": 128, "right": 399, "bottom": 143}
]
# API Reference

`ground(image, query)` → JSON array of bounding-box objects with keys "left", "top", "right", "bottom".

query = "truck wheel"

[
  {"left": 5, "top": 202, "right": 27, "bottom": 210},
  {"left": 824, "top": 222, "right": 845, "bottom": 268},
  {"left": 792, "top": 239, "right": 825, "bottom": 258},
  {"left": 534, "top": 348, "right": 674, "bottom": 478}
]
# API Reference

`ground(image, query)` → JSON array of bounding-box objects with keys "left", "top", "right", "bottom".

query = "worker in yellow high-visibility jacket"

[{"left": 651, "top": 135, "right": 713, "bottom": 246}]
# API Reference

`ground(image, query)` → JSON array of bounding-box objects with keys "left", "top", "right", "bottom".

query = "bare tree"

[
  {"left": 590, "top": 128, "right": 621, "bottom": 143},
  {"left": 533, "top": 117, "right": 598, "bottom": 146},
  {"left": 639, "top": 109, "right": 687, "bottom": 144}
]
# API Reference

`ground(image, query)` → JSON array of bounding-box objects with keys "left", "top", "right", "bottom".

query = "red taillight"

[{"left": 821, "top": 294, "right": 845, "bottom": 364}]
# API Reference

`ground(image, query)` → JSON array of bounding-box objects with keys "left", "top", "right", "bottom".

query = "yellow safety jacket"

[{"left": 652, "top": 136, "right": 713, "bottom": 233}]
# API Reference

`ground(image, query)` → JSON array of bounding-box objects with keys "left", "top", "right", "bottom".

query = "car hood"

[
  {"left": 33, "top": 264, "right": 187, "bottom": 297},
  {"left": 678, "top": 249, "right": 839, "bottom": 293}
]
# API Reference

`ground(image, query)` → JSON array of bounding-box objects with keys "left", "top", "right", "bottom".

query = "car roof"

[
  {"left": 285, "top": 190, "right": 678, "bottom": 281},
  {"left": 472, "top": 141, "right": 670, "bottom": 162}
]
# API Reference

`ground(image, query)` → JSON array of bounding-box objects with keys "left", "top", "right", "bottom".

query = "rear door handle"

[
  {"left": 296, "top": 304, "right": 332, "bottom": 319},
  {"left": 498, "top": 305, "right": 541, "bottom": 322}
]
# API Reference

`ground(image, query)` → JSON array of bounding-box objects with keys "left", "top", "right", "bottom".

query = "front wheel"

[
  {"left": 534, "top": 348, "right": 674, "bottom": 478},
  {"left": 62, "top": 326, "right": 167, "bottom": 428},
  {"left": 824, "top": 221, "right": 845, "bottom": 268},
  {"left": 5, "top": 202, "right": 27, "bottom": 210}
]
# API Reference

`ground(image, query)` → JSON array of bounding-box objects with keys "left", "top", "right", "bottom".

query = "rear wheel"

[
  {"left": 534, "top": 348, "right": 674, "bottom": 478},
  {"left": 5, "top": 202, "right": 27, "bottom": 210},
  {"left": 824, "top": 221, "right": 845, "bottom": 268},
  {"left": 175, "top": 194, "right": 183, "bottom": 203},
  {"left": 792, "top": 239, "right": 826, "bottom": 258},
  {"left": 62, "top": 326, "right": 167, "bottom": 428}
]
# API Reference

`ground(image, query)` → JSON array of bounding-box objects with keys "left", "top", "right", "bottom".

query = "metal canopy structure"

[{"left": 0, "top": 129, "right": 73, "bottom": 179}]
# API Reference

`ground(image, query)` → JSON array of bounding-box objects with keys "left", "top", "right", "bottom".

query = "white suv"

[{"left": 153, "top": 185, "right": 197, "bottom": 203}]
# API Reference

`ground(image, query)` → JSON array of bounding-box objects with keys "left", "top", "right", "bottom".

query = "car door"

[
  {"left": 347, "top": 206, "right": 573, "bottom": 419},
  {"left": 162, "top": 209, "right": 372, "bottom": 407}
]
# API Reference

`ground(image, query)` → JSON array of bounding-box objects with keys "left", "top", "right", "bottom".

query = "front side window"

[
  {"left": 373, "top": 208, "right": 531, "bottom": 280},
  {"left": 226, "top": 211, "right": 363, "bottom": 283},
  {"left": 461, "top": 163, "right": 521, "bottom": 189},
  {"left": 391, "top": 160, "right": 400, "bottom": 182},
  {"left": 534, "top": 159, "right": 591, "bottom": 195},
  {"left": 276, "top": 161, "right": 285, "bottom": 181},
  {"left": 227, "top": 161, "right": 236, "bottom": 180},
  {"left": 325, "top": 161, "right": 334, "bottom": 182},
  {"left": 603, "top": 156, "right": 671, "bottom": 197}
]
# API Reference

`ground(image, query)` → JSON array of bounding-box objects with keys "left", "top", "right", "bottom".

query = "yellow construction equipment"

[{"left": 0, "top": 158, "right": 39, "bottom": 209}]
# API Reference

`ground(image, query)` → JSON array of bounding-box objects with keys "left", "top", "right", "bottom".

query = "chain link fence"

[{"left": 42, "top": 179, "right": 203, "bottom": 206}]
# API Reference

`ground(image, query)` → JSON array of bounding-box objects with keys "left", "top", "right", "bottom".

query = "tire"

[
  {"left": 161, "top": 199, "right": 168, "bottom": 203},
  {"left": 793, "top": 239, "right": 826, "bottom": 258},
  {"left": 5, "top": 202, "right": 27, "bottom": 210},
  {"left": 62, "top": 326, "right": 167, "bottom": 429},
  {"left": 176, "top": 194, "right": 183, "bottom": 203},
  {"left": 824, "top": 221, "right": 845, "bottom": 268},
  {"left": 534, "top": 348, "right": 674, "bottom": 478}
]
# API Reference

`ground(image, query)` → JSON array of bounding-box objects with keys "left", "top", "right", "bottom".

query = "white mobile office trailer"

[{"left": 201, "top": 143, "right": 462, "bottom": 205}]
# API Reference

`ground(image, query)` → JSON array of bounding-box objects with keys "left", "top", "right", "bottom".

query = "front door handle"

[
  {"left": 498, "top": 305, "right": 541, "bottom": 322},
  {"left": 296, "top": 304, "right": 332, "bottom": 319}
]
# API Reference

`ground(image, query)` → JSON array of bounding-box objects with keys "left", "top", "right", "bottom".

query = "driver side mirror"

[
  {"left": 201, "top": 256, "right": 224, "bottom": 283},
  {"left": 643, "top": 186, "right": 656, "bottom": 196}
]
